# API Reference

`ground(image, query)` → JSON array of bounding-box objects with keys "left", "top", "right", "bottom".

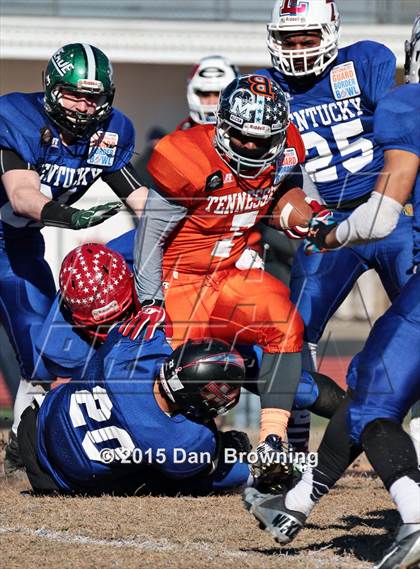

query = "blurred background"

[{"left": 0, "top": 0, "right": 417, "bottom": 424}]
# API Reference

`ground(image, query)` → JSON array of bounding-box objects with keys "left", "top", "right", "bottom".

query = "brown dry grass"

[{"left": 0, "top": 426, "right": 399, "bottom": 569}]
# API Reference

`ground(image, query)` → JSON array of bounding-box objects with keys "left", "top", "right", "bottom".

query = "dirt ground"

[{"left": 0, "top": 428, "right": 400, "bottom": 569}]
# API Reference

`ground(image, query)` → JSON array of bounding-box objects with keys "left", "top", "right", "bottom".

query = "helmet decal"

[
  {"left": 280, "top": 0, "right": 309, "bottom": 16},
  {"left": 50, "top": 47, "right": 75, "bottom": 77}
]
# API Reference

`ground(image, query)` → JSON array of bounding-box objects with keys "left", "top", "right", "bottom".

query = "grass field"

[{"left": 0, "top": 427, "right": 400, "bottom": 569}]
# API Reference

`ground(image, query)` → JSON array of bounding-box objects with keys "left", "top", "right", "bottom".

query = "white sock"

[
  {"left": 12, "top": 379, "right": 35, "bottom": 434},
  {"left": 285, "top": 468, "right": 316, "bottom": 517},
  {"left": 390, "top": 476, "right": 420, "bottom": 524}
]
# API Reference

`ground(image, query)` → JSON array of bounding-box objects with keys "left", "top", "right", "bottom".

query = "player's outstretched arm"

[
  {"left": 101, "top": 161, "right": 149, "bottom": 220},
  {"left": 321, "top": 149, "right": 419, "bottom": 249},
  {"left": 1, "top": 151, "right": 122, "bottom": 229}
]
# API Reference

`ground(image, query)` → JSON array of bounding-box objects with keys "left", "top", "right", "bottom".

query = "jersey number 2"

[{"left": 69, "top": 386, "right": 135, "bottom": 462}]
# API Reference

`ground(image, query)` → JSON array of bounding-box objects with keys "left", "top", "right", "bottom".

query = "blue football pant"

[
  {"left": 347, "top": 272, "right": 420, "bottom": 444},
  {"left": 0, "top": 235, "right": 56, "bottom": 381}
]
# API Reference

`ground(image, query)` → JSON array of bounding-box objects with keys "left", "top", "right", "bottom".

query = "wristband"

[{"left": 40, "top": 201, "right": 78, "bottom": 229}]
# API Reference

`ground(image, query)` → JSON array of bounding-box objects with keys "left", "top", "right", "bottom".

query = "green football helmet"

[{"left": 43, "top": 43, "right": 115, "bottom": 138}]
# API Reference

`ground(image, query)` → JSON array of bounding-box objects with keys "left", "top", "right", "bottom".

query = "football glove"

[
  {"left": 70, "top": 202, "right": 123, "bottom": 229},
  {"left": 41, "top": 200, "right": 122, "bottom": 230},
  {"left": 118, "top": 300, "right": 166, "bottom": 341},
  {"left": 304, "top": 215, "right": 338, "bottom": 255},
  {"left": 250, "top": 434, "right": 294, "bottom": 491}
]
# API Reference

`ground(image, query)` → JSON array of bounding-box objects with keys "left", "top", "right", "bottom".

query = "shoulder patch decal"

[{"left": 330, "top": 61, "right": 361, "bottom": 101}]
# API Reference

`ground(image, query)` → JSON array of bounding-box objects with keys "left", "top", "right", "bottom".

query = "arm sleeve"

[
  {"left": 101, "top": 161, "right": 146, "bottom": 199},
  {"left": 0, "top": 147, "right": 35, "bottom": 174},
  {"left": 134, "top": 189, "right": 187, "bottom": 302}
]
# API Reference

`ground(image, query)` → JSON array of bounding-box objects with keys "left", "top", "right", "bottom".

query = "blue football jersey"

[
  {"left": 258, "top": 41, "right": 396, "bottom": 206},
  {"left": 373, "top": 84, "right": 420, "bottom": 267},
  {"left": 0, "top": 92, "right": 135, "bottom": 238},
  {"left": 36, "top": 330, "right": 218, "bottom": 492}
]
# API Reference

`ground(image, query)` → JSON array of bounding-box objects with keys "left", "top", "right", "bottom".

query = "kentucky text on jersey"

[
  {"left": 291, "top": 97, "right": 363, "bottom": 130},
  {"left": 39, "top": 163, "right": 102, "bottom": 189}
]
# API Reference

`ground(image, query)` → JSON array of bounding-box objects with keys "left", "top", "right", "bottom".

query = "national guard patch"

[
  {"left": 330, "top": 61, "right": 361, "bottom": 101},
  {"left": 88, "top": 131, "right": 119, "bottom": 167}
]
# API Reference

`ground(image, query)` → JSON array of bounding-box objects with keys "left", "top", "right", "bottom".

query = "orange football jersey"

[{"left": 148, "top": 123, "right": 305, "bottom": 274}]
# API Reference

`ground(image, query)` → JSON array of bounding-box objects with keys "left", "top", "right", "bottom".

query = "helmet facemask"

[
  {"left": 46, "top": 81, "right": 114, "bottom": 139},
  {"left": 215, "top": 122, "right": 287, "bottom": 179},
  {"left": 404, "top": 15, "right": 420, "bottom": 84},
  {"left": 267, "top": 0, "right": 340, "bottom": 78},
  {"left": 43, "top": 43, "right": 115, "bottom": 139},
  {"left": 159, "top": 339, "right": 245, "bottom": 422},
  {"left": 267, "top": 26, "right": 338, "bottom": 77}
]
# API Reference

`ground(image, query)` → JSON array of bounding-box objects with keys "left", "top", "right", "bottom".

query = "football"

[{"left": 268, "top": 187, "right": 314, "bottom": 230}]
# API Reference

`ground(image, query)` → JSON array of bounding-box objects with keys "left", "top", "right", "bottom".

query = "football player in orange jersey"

[{"left": 123, "top": 74, "right": 321, "bottom": 482}]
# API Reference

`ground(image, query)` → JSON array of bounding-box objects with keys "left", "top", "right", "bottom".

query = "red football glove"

[{"left": 119, "top": 302, "right": 166, "bottom": 341}]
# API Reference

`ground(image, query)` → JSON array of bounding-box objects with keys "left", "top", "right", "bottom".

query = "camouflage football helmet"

[
  {"left": 44, "top": 43, "right": 115, "bottom": 138},
  {"left": 215, "top": 74, "right": 289, "bottom": 179}
]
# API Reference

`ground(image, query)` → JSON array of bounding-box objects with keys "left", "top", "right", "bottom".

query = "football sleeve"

[
  {"left": 102, "top": 161, "right": 146, "bottom": 198},
  {"left": 134, "top": 189, "right": 187, "bottom": 303},
  {"left": 0, "top": 147, "right": 35, "bottom": 174},
  {"left": 374, "top": 90, "right": 420, "bottom": 156},
  {"left": 358, "top": 42, "right": 396, "bottom": 107}
]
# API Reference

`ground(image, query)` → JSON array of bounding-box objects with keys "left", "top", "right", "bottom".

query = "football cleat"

[
  {"left": 373, "top": 523, "right": 420, "bottom": 569},
  {"left": 3, "top": 430, "right": 27, "bottom": 481},
  {"left": 243, "top": 487, "right": 306, "bottom": 544}
]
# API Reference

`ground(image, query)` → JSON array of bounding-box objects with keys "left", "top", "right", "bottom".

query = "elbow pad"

[{"left": 336, "top": 192, "right": 403, "bottom": 246}]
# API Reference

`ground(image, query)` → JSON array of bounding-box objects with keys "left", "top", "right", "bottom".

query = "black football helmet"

[
  {"left": 159, "top": 339, "right": 245, "bottom": 421},
  {"left": 215, "top": 74, "right": 289, "bottom": 179}
]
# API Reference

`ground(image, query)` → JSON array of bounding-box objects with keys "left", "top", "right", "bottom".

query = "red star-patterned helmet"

[{"left": 59, "top": 243, "right": 137, "bottom": 341}]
